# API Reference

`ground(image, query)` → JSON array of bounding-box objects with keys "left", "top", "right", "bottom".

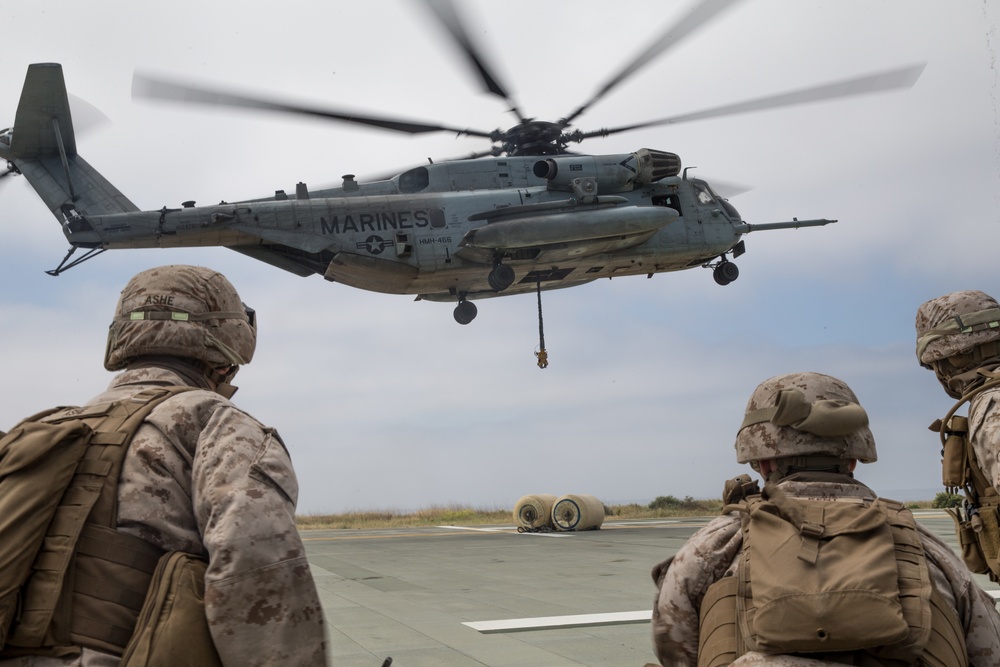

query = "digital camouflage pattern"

[
  {"left": 734, "top": 372, "right": 876, "bottom": 465},
  {"left": 650, "top": 476, "right": 1000, "bottom": 666},
  {"left": 915, "top": 291, "right": 1000, "bottom": 488},
  {"left": 0, "top": 366, "right": 328, "bottom": 667},
  {"left": 915, "top": 291, "right": 1000, "bottom": 367},
  {"left": 969, "top": 383, "right": 1000, "bottom": 491},
  {"left": 916, "top": 291, "right": 1000, "bottom": 399},
  {"left": 104, "top": 265, "right": 256, "bottom": 371}
]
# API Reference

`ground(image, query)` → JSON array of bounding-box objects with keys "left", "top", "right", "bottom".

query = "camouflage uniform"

[
  {"left": 651, "top": 371, "right": 1000, "bottom": 666},
  {"left": 0, "top": 364, "right": 328, "bottom": 667},
  {"left": 0, "top": 266, "right": 328, "bottom": 666},
  {"left": 969, "top": 382, "right": 1000, "bottom": 489},
  {"left": 651, "top": 476, "right": 1000, "bottom": 666},
  {"left": 916, "top": 291, "right": 1000, "bottom": 487}
]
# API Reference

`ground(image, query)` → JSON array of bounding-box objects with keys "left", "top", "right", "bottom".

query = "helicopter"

[{"left": 0, "top": 0, "right": 923, "bottom": 328}]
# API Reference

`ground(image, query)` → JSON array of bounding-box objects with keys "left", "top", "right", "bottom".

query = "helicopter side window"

[
  {"left": 652, "top": 194, "right": 681, "bottom": 214},
  {"left": 398, "top": 167, "right": 430, "bottom": 194}
]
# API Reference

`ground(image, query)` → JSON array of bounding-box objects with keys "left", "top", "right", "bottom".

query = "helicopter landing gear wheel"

[
  {"left": 454, "top": 299, "right": 478, "bottom": 325},
  {"left": 488, "top": 263, "right": 515, "bottom": 291},
  {"left": 713, "top": 261, "right": 739, "bottom": 286}
]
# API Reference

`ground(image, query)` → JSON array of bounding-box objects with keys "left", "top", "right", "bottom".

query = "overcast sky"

[{"left": 2, "top": 1, "right": 998, "bottom": 514}]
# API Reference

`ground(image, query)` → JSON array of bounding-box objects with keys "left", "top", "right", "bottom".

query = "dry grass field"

[{"left": 296, "top": 495, "right": 939, "bottom": 530}]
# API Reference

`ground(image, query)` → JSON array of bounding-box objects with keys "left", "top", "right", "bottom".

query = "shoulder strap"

[
  {"left": 86, "top": 386, "right": 196, "bottom": 528},
  {"left": 7, "top": 386, "right": 196, "bottom": 652}
]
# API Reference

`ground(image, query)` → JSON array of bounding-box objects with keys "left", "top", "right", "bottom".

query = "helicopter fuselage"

[
  {"left": 56, "top": 149, "right": 751, "bottom": 304},
  {"left": 5, "top": 62, "right": 841, "bottom": 324}
]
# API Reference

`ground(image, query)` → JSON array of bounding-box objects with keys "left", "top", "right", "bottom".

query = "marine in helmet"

[
  {"left": 0, "top": 265, "right": 328, "bottom": 666},
  {"left": 649, "top": 372, "right": 1000, "bottom": 667},
  {"left": 916, "top": 290, "right": 1000, "bottom": 483}
]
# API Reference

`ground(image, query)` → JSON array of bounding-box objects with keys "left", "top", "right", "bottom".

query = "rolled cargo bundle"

[
  {"left": 513, "top": 494, "right": 557, "bottom": 530},
  {"left": 551, "top": 494, "right": 605, "bottom": 531}
]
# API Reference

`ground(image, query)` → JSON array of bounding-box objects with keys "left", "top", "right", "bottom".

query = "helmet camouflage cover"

[
  {"left": 915, "top": 290, "right": 1000, "bottom": 367},
  {"left": 104, "top": 265, "right": 256, "bottom": 371},
  {"left": 735, "top": 371, "right": 876, "bottom": 465}
]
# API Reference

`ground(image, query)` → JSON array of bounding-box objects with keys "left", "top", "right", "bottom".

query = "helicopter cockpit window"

[
  {"left": 692, "top": 181, "right": 716, "bottom": 206},
  {"left": 397, "top": 166, "right": 429, "bottom": 194}
]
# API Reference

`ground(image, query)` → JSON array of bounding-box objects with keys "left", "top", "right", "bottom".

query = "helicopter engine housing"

[{"left": 533, "top": 148, "right": 681, "bottom": 195}]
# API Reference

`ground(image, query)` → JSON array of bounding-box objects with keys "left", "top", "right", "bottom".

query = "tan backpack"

[
  {"left": 737, "top": 481, "right": 931, "bottom": 660},
  {"left": 697, "top": 476, "right": 966, "bottom": 666},
  {"left": 0, "top": 386, "right": 192, "bottom": 655}
]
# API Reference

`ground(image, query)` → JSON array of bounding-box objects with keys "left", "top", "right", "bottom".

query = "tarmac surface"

[{"left": 304, "top": 512, "right": 999, "bottom": 667}]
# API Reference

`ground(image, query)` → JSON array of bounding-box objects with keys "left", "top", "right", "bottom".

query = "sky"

[{"left": 1, "top": 0, "right": 998, "bottom": 514}]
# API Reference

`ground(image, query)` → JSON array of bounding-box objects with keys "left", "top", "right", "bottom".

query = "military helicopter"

[{"left": 1, "top": 0, "right": 923, "bottom": 329}]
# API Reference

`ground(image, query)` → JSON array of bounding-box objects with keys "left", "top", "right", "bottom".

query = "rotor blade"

[
  {"left": 418, "top": 0, "right": 524, "bottom": 121},
  {"left": 703, "top": 178, "right": 752, "bottom": 199},
  {"left": 68, "top": 94, "right": 111, "bottom": 135},
  {"left": 132, "top": 71, "right": 496, "bottom": 139},
  {"left": 562, "top": 0, "right": 744, "bottom": 126},
  {"left": 578, "top": 63, "right": 926, "bottom": 139}
]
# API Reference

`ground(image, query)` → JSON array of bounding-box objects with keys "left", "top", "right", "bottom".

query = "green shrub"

[
  {"left": 932, "top": 491, "right": 963, "bottom": 509},
  {"left": 649, "top": 495, "right": 698, "bottom": 510}
]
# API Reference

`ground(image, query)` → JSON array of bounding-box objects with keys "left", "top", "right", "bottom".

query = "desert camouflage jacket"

[
  {"left": 969, "top": 383, "right": 1000, "bottom": 492},
  {"left": 650, "top": 477, "right": 1000, "bottom": 667},
  {"left": 0, "top": 366, "right": 328, "bottom": 667}
]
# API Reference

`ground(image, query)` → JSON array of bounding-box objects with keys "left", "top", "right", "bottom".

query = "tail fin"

[{"left": 1, "top": 63, "right": 138, "bottom": 241}]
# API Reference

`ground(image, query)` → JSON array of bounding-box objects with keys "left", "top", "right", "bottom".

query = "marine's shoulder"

[
  {"left": 681, "top": 513, "right": 742, "bottom": 553},
  {"left": 152, "top": 387, "right": 265, "bottom": 430}
]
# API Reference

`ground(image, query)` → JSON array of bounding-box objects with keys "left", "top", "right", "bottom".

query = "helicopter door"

[{"left": 412, "top": 207, "right": 453, "bottom": 270}]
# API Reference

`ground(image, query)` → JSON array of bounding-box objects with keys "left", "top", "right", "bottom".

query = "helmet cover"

[
  {"left": 735, "top": 372, "right": 876, "bottom": 465},
  {"left": 915, "top": 290, "right": 1000, "bottom": 367},
  {"left": 104, "top": 265, "right": 256, "bottom": 371}
]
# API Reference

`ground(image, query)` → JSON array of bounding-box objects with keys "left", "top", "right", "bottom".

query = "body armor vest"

[
  {"left": 0, "top": 386, "right": 192, "bottom": 658},
  {"left": 931, "top": 376, "right": 1000, "bottom": 582}
]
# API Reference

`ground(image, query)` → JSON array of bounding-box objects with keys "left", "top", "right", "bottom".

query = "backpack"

[
  {"left": 697, "top": 475, "right": 967, "bottom": 667},
  {"left": 0, "top": 386, "right": 192, "bottom": 653},
  {"left": 736, "top": 480, "right": 932, "bottom": 660},
  {"left": 929, "top": 374, "right": 1000, "bottom": 581}
]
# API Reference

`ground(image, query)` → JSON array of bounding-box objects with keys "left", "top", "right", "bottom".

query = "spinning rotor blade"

[
  {"left": 562, "top": 0, "right": 744, "bottom": 126},
  {"left": 579, "top": 63, "right": 926, "bottom": 139},
  {"left": 68, "top": 94, "right": 111, "bottom": 135},
  {"left": 132, "top": 72, "right": 495, "bottom": 139},
  {"left": 420, "top": 0, "right": 524, "bottom": 122}
]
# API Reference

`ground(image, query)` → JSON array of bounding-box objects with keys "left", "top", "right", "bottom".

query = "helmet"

[
  {"left": 104, "top": 265, "right": 256, "bottom": 371},
  {"left": 915, "top": 290, "right": 1000, "bottom": 367},
  {"left": 735, "top": 372, "right": 876, "bottom": 466}
]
